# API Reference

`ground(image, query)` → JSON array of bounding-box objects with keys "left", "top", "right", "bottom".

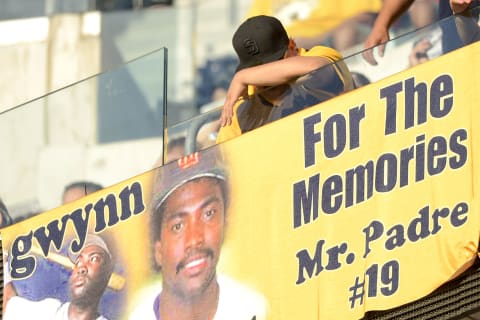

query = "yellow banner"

[{"left": 2, "top": 42, "right": 480, "bottom": 320}]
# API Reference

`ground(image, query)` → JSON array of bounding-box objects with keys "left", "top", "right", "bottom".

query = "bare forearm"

[
  {"left": 451, "top": 0, "right": 479, "bottom": 43},
  {"left": 220, "top": 55, "right": 331, "bottom": 126},
  {"left": 454, "top": 14, "right": 480, "bottom": 43},
  {"left": 234, "top": 56, "right": 331, "bottom": 87},
  {"left": 373, "top": 0, "right": 415, "bottom": 30}
]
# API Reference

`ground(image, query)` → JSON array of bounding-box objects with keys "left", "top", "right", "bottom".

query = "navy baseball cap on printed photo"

[
  {"left": 151, "top": 147, "right": 227, "bottom": 211},
  {"left": 233, "top": 15, "right": 290, "bottom": 72},
  {"left": 69, "top": 233, "right": 112, "bottom": 264}
]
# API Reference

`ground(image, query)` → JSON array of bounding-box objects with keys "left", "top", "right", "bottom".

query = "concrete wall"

[{"left": 0, "top": 13, "right": 103, "bottom": 215}]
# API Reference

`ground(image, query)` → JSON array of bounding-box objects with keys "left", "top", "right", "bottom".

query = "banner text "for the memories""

[{"left": 293, "top": 74, "right": 467, "bottom": 229}]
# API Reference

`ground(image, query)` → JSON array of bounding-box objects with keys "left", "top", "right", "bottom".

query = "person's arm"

[
  {"left": 220, "top": 55, "right": 331, "bottom": 126},
  {"left": 363, "top": 0, "right": 415, "bottom": 65},
  {"left": 450, "top": 0, "right": 480, "bottom": 44},
  {"left": 216, "top": 104, "right": 243, "bottom": 143},
  {"left": 450, "top": 0, "right": 474, "bottom": 15}
]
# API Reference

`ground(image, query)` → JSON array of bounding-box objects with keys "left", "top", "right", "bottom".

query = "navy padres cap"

[
  {"left": 151, "top": 147, "right": 227, "bottom": 212},
  {"left": 233, "top": 15, "right": 289, "bottom": 72}
]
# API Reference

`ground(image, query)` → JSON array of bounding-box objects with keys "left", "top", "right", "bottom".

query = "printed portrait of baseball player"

[
  {"left": 3, "top": 234, "right": 117, "bottom": 320},
  {"left": 129, "top": 147, "right": 267, "bottom": 320}
]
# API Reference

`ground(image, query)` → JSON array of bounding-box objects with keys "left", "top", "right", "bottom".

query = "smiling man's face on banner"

[{"left": 154, "top": 177, "right": 226, "bottom": 299}]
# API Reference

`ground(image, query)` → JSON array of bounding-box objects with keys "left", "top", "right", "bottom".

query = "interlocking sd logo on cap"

[
  {"left": 243, "top": 38, "right": 260, "bottom": 56},
  {"left": 232, "top": 15, "right": 290, "bottom": 71}
]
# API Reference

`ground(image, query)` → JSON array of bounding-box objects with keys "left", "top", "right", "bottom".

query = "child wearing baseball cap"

[{"left": 217, "top": 15, "right": 354, "bottom": 143}]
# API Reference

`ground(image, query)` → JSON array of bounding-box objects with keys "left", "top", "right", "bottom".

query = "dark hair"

[
  {"left": 167, "top": 136, "right": 186, "bottom": 150},
  {"left": 63, "top": 181, "right": 103, "bottom": 196},
  {"left": 0, "top": 197, "right": 13, "bottom": 227},
  {"left": 149, "top": 177, "right": 229, "bottom": 271}
]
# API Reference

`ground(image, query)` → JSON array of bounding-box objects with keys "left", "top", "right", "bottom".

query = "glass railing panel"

[
  {"left": 0, "top": 0, "right": 444, "bottom": 129},
  {"left": 0, "top": 47, "right": 167, "bottom": 224},
  {"left": 163, "top": 4, "right": 479, "bottom": 162},
  {"left": 163, "top": 108, "right": 221, "bottom": 163},
  {"left": 0, "top": 2, "right": 247, "bottom": 119},
  {"left": 98, "top": 2, "right": 250, "bottom": 129},
  {"left": 0, "top": 9, "right": 175, "bottom": 115}
]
